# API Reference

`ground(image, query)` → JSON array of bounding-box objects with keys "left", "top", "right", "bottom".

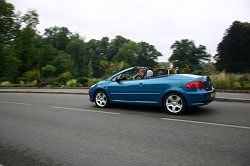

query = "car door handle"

[{"left": 139, "top": 83, "right": 143, "bottom": 87}]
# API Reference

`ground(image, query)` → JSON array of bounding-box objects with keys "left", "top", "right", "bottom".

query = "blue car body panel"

[{"left": 88, "top": 67, "right": 215, "bottom": 107}]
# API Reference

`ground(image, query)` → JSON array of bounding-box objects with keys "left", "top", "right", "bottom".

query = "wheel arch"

[
  {"left": 93, "top": 88, "right": 110, "bottom": 101},
  {"left": 161, "top": 90, "right": 187, "bottom": 107}
]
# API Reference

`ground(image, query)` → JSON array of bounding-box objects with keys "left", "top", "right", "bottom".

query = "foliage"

[
  {"left": 180, "top": 64, "right": 191, "bottom": 74},
  {"left": 1, "top": 1, "right": 250, "bottom": 89},
  {"left": 41, "top": 64, "right": 56, "bottom": 77},
  {"left": 0, "top": 0, "right": 18, "bottom": 78},
  {"left": 3, "top": 53, "right": 21, "bottom": 81},
  {"left": 215, "top": 21, "right": 250, "bottom": 73},
  {"left": 23, "top": 68, "right": 40, "bottom": 81},
  {"left": 76, "top": 77, "right": 88, "bottom": 86},
  {"left": 58, "top": 71, "right": 72, "bottom": 84},
  {"left": 25, "top": 80, "right": 38, "bottom": 87},
  {"left": 113, "top": 41, "right": 162, "bottom": 67},
  {"left": 0, "top": 81, "right": 12, "bottom": 87},
  {"left": 210, "top": 72, "right": 250, "bottom": 89},
  {"left": 100, "top": 60, "right": 129, "bottom": 78},
  {"left": 87, "top": 78, "right": 102, "bottom": 87},
  {"left": 66, "top": 79, "right": 77, "bottom": 87},
  {"left": 0, "top": 77, "right": 8, "bottom": 82},
  {"left": 169, "top": 39, "right": 210, "bottom": 72},
  {"left": 1, "top": 1, "right": 164, "bottom": 82},
  {"left": 158, "top": 62, "right": 170, "bottom": 69}
]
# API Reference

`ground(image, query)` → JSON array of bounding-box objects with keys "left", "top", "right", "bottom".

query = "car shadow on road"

[
  {"left": 92, "top": 104, "right": 215, "bottom": 117},
  {"left": 108, "top": 104, "right": 163, "bottom": 114},
  {"left": 185, "top": 106, "right": 215, "bottom": 116}
]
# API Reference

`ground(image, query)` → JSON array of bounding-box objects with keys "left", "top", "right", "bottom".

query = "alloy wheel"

[
  {"left": 165, "top": 94, "right": 184, "bottom": 114},
  {"left": 95, "top": 91, "right": 108, "bottom": 108}
]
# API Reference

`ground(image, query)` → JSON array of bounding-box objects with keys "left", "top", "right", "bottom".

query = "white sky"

[{"left": 7, "top": 0, "right": 250, "bottom": 62}]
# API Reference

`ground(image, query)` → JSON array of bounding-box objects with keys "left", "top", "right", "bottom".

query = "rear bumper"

[{"left": 185, "top": 88, "right": 215, "bottom": 107}]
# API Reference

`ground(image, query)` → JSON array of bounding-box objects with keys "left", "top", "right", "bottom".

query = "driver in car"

[{"left": 133, "top": 68, "right": 146, "bottom": 79}]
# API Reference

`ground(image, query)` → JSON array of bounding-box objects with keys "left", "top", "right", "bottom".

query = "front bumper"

[{"left": 88, "top": 88, "right": 94, "bottom": 102}]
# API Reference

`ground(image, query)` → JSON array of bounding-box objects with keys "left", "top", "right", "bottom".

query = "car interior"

[{"left": 114, "top": 67, "right": 177, "bottom": 82}]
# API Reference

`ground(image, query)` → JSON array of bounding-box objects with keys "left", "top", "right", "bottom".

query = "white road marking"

[
  {"left": 161, "top": 117, "right": 250, "bottom": 130},
  {"left": 0, "top": 100, "right": 31, "bottom": 106},
  {"left": 50, "top": 106, "right": 120, "bottom": 115}
]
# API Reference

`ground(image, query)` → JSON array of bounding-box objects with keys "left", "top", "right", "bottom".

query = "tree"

[
  {"left": 1, "top": 0, "right": 165, "bottom": 82},
  {"left": 0, "top": 0, "right": 18, "bottom": 78},
  {"left": 113, "top": 41, "right": 139, "bottom": 66},
  {"left": 107, "top": 35, "right": 130, "bottom": 60},
  {"left": 100, "top": 60, "right": 128, "bottom": 77},
  {"left": 86, "top": 39, "right": 109, "bottom": 78},
  {"left": 113, "top": 41, "right": 162, "bottom": 67},
  {"left": 169, "top": 39, "right": 210, "bottom": 72},
  {"left": 215, "top": 21, "right": 250, "bottom": 73},
  {"left": 44, "top": 26, "right": 72, "bottom": 51},
  {"left": 11, "top": 10, "right": 39, "bottom": 73},
  {"left": 0, "top": 0, "right": 17, "bottom": 44},
  {"left": 41, "top": 64, "right": 56, "bottom": 77},
  {"left": 66, "top": 34, "right": 87, "bottom": 77},
  {"left": 136, "top": 42, "right": 162, "bottom": 67},
  {"left": 52, "top": 51, "right": 73, "bottom": 76},
  {"left": 3, "top": 48, "right": 21, "bottom": 81}
]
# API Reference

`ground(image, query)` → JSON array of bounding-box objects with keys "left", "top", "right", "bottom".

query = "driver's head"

[{"left": 139, "top": 68, "right": 146, "bottom": 76}]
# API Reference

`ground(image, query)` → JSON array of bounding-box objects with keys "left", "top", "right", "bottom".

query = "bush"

[
  {"left": 19, "top": 81, "right": 26, "bottom": 87},
  {"left": 0, "top": 81, "right": 12, "bottom": 87},
  {"left": 23, "top": 69, "right": 40, "bottom": 82},
  {"left": 16, "top": 77, "right": 28, "bottom": 83},
  {"left": 66, "top": 79, "right": 77, "bottom": 87},
  {"left": 42, "top": 65, "right": 56, "bottom": 77},
  {"left": 233, "top": 82, "right": 242, "bottom": 89},
  {"left": 210, "top": 72, "right": 250, "bottom": 90},
  {"left": 58, "top": 71, "right": 72, "bottom": 84},
  {"left": 87, "top": 78, "right": 102, "bottom": 87},
  {"left": 243, "top": 81, "right": 250, "bottom": 89},
  {"left": 25, "top": 80, "right": 38, "bottom": 87},
  {"left": 77, "top": 77, "right": 88, "bottom": 86}
]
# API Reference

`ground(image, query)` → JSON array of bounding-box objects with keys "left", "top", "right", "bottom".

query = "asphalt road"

[{"left": 0, "top": 93, "right": 250, "bottom": 166}]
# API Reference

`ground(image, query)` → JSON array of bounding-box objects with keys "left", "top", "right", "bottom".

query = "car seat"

[{"left": 146, "top": 70, "right": 153, "bottom": 78}]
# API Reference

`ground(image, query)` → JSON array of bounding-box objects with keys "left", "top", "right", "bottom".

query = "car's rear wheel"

[
  {"left": 94, "top": 90, "right": 109, "bottom": 108},
  {"left": 163, "top": 93, "right": 186, "bottom": 115}
]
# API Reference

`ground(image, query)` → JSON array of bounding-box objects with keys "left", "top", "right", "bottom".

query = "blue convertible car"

[{"left": 89, "top": 66, "right": 215, "bottom": 115}]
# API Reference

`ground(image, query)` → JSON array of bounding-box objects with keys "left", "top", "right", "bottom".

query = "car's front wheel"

[
  {"left": 163, "top": 93, "right": 186, "bottom": 115},
  {"left": 94, "top": 90, "right": 109, "bottom": 108}
]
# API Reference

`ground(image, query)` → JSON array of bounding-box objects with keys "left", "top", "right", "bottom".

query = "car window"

[
  {"left": 119, "top": 69, "right": 137, "bottom": 81},
  {"left": 111, "top": 74, "right": 121, "bottom": 82}
]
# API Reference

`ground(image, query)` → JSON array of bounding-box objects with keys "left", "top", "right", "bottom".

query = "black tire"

[
  {"left": 94, "top": 90, "right": 109, "bottom": 108},
  {"left": 163, "top": 93, "right": 186, "bottom": 115}
]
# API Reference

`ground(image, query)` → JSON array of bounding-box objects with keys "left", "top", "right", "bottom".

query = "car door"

[
  {"left": 143, "top": 77, "right": 171, "bottom": 103},
  {"left": 107, "top": 70, "right": 146, "bottom": 102}
]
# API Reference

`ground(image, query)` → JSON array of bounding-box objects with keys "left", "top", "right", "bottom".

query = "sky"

[{"left": 7, "top": 0, "right": 250, "bottom": 62}]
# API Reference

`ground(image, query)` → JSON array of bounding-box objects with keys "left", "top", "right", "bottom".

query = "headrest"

[{"left": 146, "top": 70, "right": 153, "bottom": 78}]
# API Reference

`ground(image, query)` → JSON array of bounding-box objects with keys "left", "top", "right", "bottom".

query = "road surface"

[{"left": 0, "top": 93, "right": 250, "bottom": 166}]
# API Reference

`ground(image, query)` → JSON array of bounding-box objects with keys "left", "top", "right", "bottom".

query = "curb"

[
  {"left": 216, "top": 89, "right": 250, "bottom": 94},
  {"left": 215, "top": 97, "right": 250, "bottom": 103}
]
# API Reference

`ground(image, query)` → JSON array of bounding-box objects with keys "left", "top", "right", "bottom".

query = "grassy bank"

[{"left": 210, "top": 72, "right": 250, "bottom": 90}]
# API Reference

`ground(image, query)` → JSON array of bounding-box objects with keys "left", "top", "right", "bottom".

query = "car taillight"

[{"left": 185, "top": 81, "right": 206, "bottom": 89}]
